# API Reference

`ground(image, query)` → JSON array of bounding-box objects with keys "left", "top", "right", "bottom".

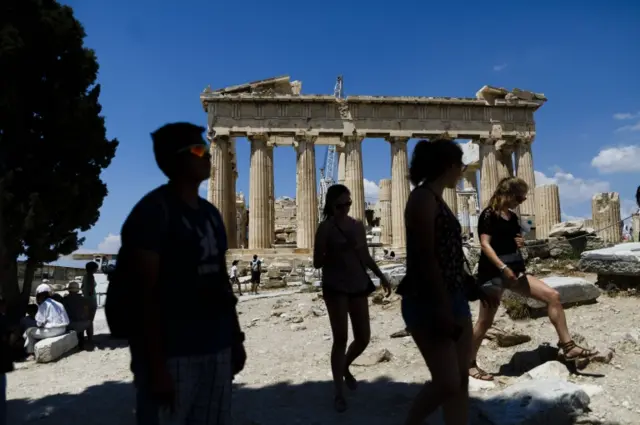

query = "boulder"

[
  {"left": 34, "top": 331, "right": 78, "bottom": 363},
  {"left": 579, "top": 243, "right": 640, "bottom": 276},
  {"left": 504, "top": 276, "right": 601, "bottom": 310},
  {"left": 478, "top": 379, "right": 591, "bottom": 425}
]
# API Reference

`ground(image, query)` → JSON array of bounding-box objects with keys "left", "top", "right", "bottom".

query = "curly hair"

[{"left": 488, "top": 177, "right": 529, "bottom": 213}]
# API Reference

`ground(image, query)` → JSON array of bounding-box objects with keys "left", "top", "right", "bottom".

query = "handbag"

[
  {"left": 333, "top": 224, "right": 377, "bottom": 295},
  {"left": 462, "top": 253, "right": 482, "bottom": 302},
  {"left": 498, "top": 252, "right": 526, "bottom": 275}
]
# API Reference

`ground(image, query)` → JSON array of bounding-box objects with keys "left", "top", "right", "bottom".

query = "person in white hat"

[{"left": 23, "top": 284, "right": 70, "bottom": 357}]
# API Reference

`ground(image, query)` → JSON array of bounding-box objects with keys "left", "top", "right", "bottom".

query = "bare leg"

[
  {"left": 344, "top": 296, "right": 371, "bottom": 390},
  {"left": 323, "top": 293, "right": 349, "bottom": 412},
  {"left": 404, "top": 328, "right": 464, "bottom": 425},
  {"left": 513, "top": 275, "right": 570, "bottom": 343},
  {"left": 469, "top": 298, "right": 500, "bottom": 380},
  {"left": 442, "top": 317, "right": 472, "bottom": 425},
  {"left": 236, "top": 279, "right": 242, "bottom": 295}
]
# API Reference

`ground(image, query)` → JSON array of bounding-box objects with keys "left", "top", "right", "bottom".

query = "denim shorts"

[{"left": 401, "top": 290, "right": 471, "bottom": 331}]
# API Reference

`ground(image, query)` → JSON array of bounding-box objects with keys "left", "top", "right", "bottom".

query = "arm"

[
  {"left": 313, "top": 222, "right": 329, "bottom": 269},
  {"left": 410, "top": 190, "right": 450, "bottom": 304},
  {"left": 356, "top": 221, "right": 384, "bottom": 279},
  {"left": 122, "top": 199, "right": 168, "bottom": 373}
]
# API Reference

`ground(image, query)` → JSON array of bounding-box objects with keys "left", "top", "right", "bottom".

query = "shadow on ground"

[{"left": 8, "top": 376, "right": 585, "bottom": 425}]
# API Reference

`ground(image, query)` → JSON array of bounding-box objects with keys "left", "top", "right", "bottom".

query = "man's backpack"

[
  {"left": 105, "top": 194, "right": 170, "bottom": 340},
  {"left": 251, "top": 260, "right": 260, "bottom": 272}
]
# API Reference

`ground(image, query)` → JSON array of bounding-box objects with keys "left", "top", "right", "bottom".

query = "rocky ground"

[{"left": 6, "top": 274, "right": 640, "bottom": 425}]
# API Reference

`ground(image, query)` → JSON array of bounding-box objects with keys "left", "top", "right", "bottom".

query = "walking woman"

[
  {"left": 469, "top": 177, "right": 598, "bottom": 381},
  {"left": 398, "top": 139, "right": 480, "bottom": 425},
  {"left": 313, "top": 184, "right": 391, "bottom": 413}
]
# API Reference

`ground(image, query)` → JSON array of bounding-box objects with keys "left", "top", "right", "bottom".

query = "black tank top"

[{"left": 400, "top": 184, "right": 465, "bottom": 295}]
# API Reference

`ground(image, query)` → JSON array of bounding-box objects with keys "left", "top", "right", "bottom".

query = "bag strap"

[{"left": 333, "top": 223, "right": 371, "bottom": 279}]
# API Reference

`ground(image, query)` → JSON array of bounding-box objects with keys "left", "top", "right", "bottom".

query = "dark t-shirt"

[
  {"left": 477, "top": 207, "right": 521, "bottom": 283},
  {"left": 121, "top": 184, "right": 232, "bottom": 357}
]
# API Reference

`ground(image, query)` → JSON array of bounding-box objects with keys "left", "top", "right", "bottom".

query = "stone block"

[
  {"left": 478, "top": 379, "right": 591, "bottom": 425},
  {"left": 530, "top": 276, "right": 600, "bottom": 309},
  {"left": 34, "top": 331, "right": 78, "bottom": 364},
  {"left": 579, "top": 242, "right": 640, "bottom": 276}
]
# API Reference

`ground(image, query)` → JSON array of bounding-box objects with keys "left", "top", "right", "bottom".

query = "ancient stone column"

[
  {"left": 295, "top": 138, "right": 318, "bottom": 250},
  {"left": 443, "top": 187, "right": 458, "bottom": 215},
  {"left": 208, "top": 136, "right": 230, "bottom": 227},
  {"left": 632, "top": 214, "right": 640, "bottom": 242},
  {"left": 591, "top": 192, "right": 622, "bottom": 244},
  {"left": 266, "top": 144, "right": 275, "bottom": 247},
  {"left": 389, "top": 137, "right": 410, "bottom": 248},
  {"left": 534, "top": 184, "right": 561, "bottom": 239},
  {"left": 514, "top": 138, "right": 536, "bottom": 217},
  {"left": 225, "top": 139, "right": 238, "bottom": 248},
  {"left": 458, "top": 193, "right": 471, "bottom": 236},
  {"left": 478, "top": 138, "right": 500, "bottom": 209},
  {"left": 462, "top": 169, "right": 479, "bottom": 242},
  {"left": 343, "top": 137, "right": 366, "bottom": 222},
  {"left": 337, "top": 146, "right": 346, "bottom": 185},
  {"left": 496, "top": 140, "right": 514, "bottom": 181},
  {"left": 248, "top": 136, "right": 272, "bottom": 249},
  {"left": 378, "top": 179, "right": 392, "bottom": 245}
]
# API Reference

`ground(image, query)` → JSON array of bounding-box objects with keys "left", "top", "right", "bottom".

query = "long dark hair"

[
  {"left": 322, "top": 184, "right": 350, "bottom": 220},
  {"left": 409, "top": 139, "right": 463, "bottom": 186}
]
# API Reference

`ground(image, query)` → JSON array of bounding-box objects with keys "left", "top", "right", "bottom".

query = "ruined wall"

[
  {"left": 591, "top": 192, "right": 622, "bottom": 244},
  {"left": 275, "top": 196, "right": 297, "bottom": 244}
]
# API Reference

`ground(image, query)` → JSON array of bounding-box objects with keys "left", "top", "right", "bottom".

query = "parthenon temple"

[{"left": 200, "top": 76, "right": 547, "bottom": 252}]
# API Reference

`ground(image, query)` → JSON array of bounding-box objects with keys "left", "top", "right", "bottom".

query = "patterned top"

[
  {"left": 402, "top": 185, "right": 465, "bottom": 294},
  {"left": 431, "top": 190, "right": 465, "bottom": 293}
]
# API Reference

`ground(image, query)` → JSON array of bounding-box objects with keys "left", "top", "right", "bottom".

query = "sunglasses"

[
  {"left": 178, "top": 144, "right": 209, "bottom": 158},
  {"left": 335, "top": 201, "right": 352, "bottom": 209}
]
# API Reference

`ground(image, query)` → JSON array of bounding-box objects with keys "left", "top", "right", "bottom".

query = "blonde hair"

[{"left": 488, "top": 177, "right": 529, "bottom": 213}]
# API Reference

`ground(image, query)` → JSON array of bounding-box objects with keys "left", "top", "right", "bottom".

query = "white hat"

[{"left": 36, "top": 283, "right": 52, "bottom": 295}]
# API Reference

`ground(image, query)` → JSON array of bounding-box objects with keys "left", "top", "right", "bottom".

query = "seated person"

[
  {"left": 63, "top": 282, "right": 92, "bottom": 350},
  {"left": 23, "top": 284, "right": 70, "bottom": 358},
  {"left": 19, "top": 304, "right": 38, "bottom": 332}
]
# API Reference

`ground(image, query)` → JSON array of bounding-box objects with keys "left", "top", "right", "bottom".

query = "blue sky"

[{"left": 62, "top": 0, "right": 640, "bottom": 254}]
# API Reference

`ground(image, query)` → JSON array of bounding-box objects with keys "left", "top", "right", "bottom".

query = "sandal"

[
  {"left": 469, "top": 361, "right": 494, "bottom": 381},
  {"left": 334, "top": 395, "right": 347, "bottom": 413},
  {"left": 558, "top": 340, "right": 598, "bottom": 362}
]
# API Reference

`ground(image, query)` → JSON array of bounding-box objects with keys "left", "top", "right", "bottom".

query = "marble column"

[
  {"left": 478, "top": 138, "right": 500, "bottom": 209},
  {"left": 388, "top": 137, "right": 410, "bottom": 248},
  {"left": 592, "top": 192, "right": 622, "bottom": 244},
  {"left": 208, "top": 136, "right": 230, "bottom": 225},
  {"left": 462, "top": 170, "right": 479, "bottom": 242},
  {"left": 443, "top": 187, "right": 458, "bottom": 215},
  {"left": 514, "top": 138, "right": 536, "bottom": 217},
  {"left": 496, "top": 140, "right": 514, "bottom": 181},
  {"left": 534, "top": 184, "right": 561, "bottom": 239},
  {"left": 248, "top": 135, "right": 272, "bottom": 249},
  {"left": 378, "top": 179, "right": 392, "bottom": 245},
  {"left": 343, "top": 137, "right": 366, "bottom": 222},
  {"left": 632, "top": 214, "right": 640, "bottom": 242},
  {"left": 266, "top": 144, "right": 275, "bottom": 247},
  {"left": 337, "top": 146, "right": 346, "bottom": 185},
  {"left": 295, "top": 138, "right": 318, "bottom": 249},
  {"left": 458, "top": 193, "right": 471, "bottom": 236},
  {"left": 225, "top": 139, "right": 238, "bottom": 248}
]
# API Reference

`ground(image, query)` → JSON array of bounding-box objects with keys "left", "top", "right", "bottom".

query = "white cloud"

[
  {"left": 363, "top": 178, "right": 379, "bottom": 203},
  {"left": 97, "top": 233, "right": 121, "bottom": 253},
  {"left": 534, "top": 169, "right": 610, "bottom": 205},
  {"left": 613, "top": 112, "right": 640, "bottom": 120},
  {"left": 591, "top": 145, "right": 640, "bottom": 174},
  {"left": 493, "top": 63, "right": 507, "bottom": 72}
]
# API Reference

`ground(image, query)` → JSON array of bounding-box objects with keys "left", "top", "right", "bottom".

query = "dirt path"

[{"left": 7, "top": 290, "right": 640, "bottom": 424}]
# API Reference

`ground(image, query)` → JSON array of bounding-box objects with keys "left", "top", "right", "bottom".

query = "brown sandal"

[
  {"left": 558, "top": 340, "right": 598, "bottom": 362},
  {"left": 469, "top": 361, "right": 494, "bottom": 381}
]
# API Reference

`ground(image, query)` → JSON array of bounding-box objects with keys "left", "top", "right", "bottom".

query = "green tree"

[{"left": 0, "top": 0, "right": 118, "bottom": 318}]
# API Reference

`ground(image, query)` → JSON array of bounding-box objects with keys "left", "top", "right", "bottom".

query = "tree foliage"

[{"left": 0, "top": 0, "right": 118, "bottom": 312}]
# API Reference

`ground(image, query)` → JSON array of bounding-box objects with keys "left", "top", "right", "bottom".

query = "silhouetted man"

[{"left": 122, "top": 122, "right": 245, "bottom": 425}]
